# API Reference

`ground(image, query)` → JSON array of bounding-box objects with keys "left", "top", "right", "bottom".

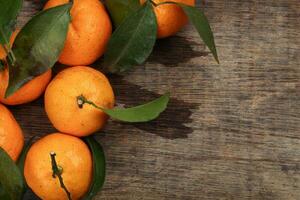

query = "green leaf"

[
  {"left": 105, "top": 0, "right": 141, "bottom": 28},
  {"left": 0, "top": 183, "right": 10, "bottom": 200},
  {"left": 179, "top": 4, "right": 219, "bottom": 63},
  {"left": 0, "top": 147, "right": 24, "bottom": 200},
  {"left": 17, "top": 137, "right": 35, "bottom": 191},
  {"left": 82, "top": 137, "right": 106, "bottom": 200},
  {"left": 103, "top": 2, "right": 157, "bottom": 73},
  {"left": 103, "top": 93, "right": 170, "bottom": 122},
  {"left": 5, "top": 3, "right": 72, "bottom": 98},
  {"left": 0, "top": 0, "right": 23, "bottom": 45}
]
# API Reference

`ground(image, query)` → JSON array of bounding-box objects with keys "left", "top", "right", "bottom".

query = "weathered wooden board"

[{"left": 10, "top": 0, "right": 300, "bottom": 199}]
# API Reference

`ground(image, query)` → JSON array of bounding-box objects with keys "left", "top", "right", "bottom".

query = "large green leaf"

[
  {"left": 82, "top": 137, "right": 106, "bottom": 200},
  {"left": 5, "top": 3, "right": 72, "bottom": 97},
  {"left": 103, "top": 2, "right": 157, "bottom": 73},
  {"left": 0, "top": 0, "right": 23, "bottom": 45},
  {"left": 105, "top": 0, "right": 141, "bottom": 27},
  {"left": 179, "top": 4, "right": 219, "bottom": 63},
  {"left": 0, "top": 183, "right": 10, "bottom": 200},
  {"left": 78, "top": 93, "right": 170, "bottom": 122},
  {"left": 103, "top": 93, "right": 170, "bottom": 122},
  {"left": 0, "top": 148, "right": 24, "bottom": 200}
]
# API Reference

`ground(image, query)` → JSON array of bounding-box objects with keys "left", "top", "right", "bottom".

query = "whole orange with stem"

[
  {"left": 141, "top": 0, "right": 195, "bottom": 38},
  {"left": 45, "top": 66, "right": 115, "bottom": 136},
  {"left": 24, "top": 133, "right": 92, "bottom": 200},
  {"left": 0, "top": 104, "right": 24, "bottom": 161},
  {"left": 0, "top": 30, "right": 52, "bottom": 105},
  {"left": 44, "top": 0, "right": 112, "bottom": 66}
]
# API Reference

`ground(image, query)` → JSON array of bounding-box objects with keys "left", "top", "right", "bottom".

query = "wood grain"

[{"left": 9, "top": 0, "right": 300, "bottom": 199}]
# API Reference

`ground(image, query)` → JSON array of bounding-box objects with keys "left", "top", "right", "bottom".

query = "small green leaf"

[
  {"left": 82, "top": 137, "right": 106, "bottom": 200},
  {"left": 0, "top": 147, "right": 24, "bottom": 200},
  {"left": 0, "top": 0, "right": 23, "bottom": 45},
  {"left": 5, "top": 3, "right": 72, "bottom": 97},
  {"left": 17, "top": 137, "right": 35, "bottom": 191},
  {"left": 105, "top": 0, "right": 141, "bottom": 27},
  {"left": 104, "top": 93, "right": 170, "bottom": 122},
  {"left": 103, "top": 2, "right": 157, "bottom": 73},
  {"left": 179, "top": 4, "right": 219, "bottom": 63}
]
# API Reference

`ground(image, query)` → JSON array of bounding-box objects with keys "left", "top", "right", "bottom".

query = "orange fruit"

[
  {"left": 45, "top": 66, "right": 115, "bottom": 136},
  {"left": 0, "top": 103, "right": 24, "bottom": 161},
  {"left": 24, "top": 133, "right": 92, "bottom": 200},
  {"left": 0, "top": 68, "right": 52, "bottom": 105},
  {"left": 0, "top": 30, "right": 52, "bottom": 105},
  {"left": 44, "top": 0, "right": 112, "bottom": 66},
  {"left": 141, "top": 0, "right": 195, "bottom": 38}
]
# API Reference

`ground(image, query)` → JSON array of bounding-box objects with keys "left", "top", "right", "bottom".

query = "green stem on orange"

[
  {"left": 0, "top": 28, "right": 16, "bottom": 66},
  {"left": 77, "top": 95, "right": 104, "bottom": 111},
  {"left": 50, "top": 152, "right": 72, "bottom": 200},
  {"left": 0, "top": 43, "right": 13, "bottom": 66}
]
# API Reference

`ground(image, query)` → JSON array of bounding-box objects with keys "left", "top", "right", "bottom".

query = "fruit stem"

[
  {"left": 0, "top": 28, "right": 16, "bottom": 66},
  {"left": 77, "top": 95, "right": 104, "bottom": 111},
  {"left": 152, "top": 1, "right": 178, "bottom": 6},
  {"left": 50, "top": 152, "right": 72, "bottom": 200},
  {"left": 148, "top": 0, "right": 158, "bottom": 6}
]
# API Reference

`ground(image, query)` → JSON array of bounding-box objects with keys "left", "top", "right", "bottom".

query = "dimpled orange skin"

[
  {"left": 0, "top": 30, "right": 52, "bottom": 105},
  {"left": 141, "top": 0, "right": 195, "bottom": 38},
  {"left": 45, "top": 66, "right": 115, "bottom": 136},
  {"left": 44, "top": 0, "right": 112, "bottom": 66},
  {"left": 0, "top": 104, "right": 24, "bottom": 161},
  {"left": 24, "top": 133, "right": 92, "bottom": 200}
]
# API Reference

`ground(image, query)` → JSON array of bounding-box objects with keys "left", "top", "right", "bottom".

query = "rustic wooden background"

[{"left": 10, "top": 0, "right": 300, "bottom": 199}]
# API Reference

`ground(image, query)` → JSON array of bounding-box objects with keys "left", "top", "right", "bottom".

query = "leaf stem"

[
  {"left": 50, "top": 152, "right": 72, "bottom": 200},
  {"left": 1, "top": 44, "right": 13, "bottom": 66},
  {"left": 0, "top": 28, "right": 16, "bottom": 66},
  {"left": 149, "top": 0, "right": 178, "bottom": 7},
  {"left": 77, "top": 95, "right": 103, "bottom": 110},
  {"left": 148, "top": 0, "right": 158, "bottom": 6}
]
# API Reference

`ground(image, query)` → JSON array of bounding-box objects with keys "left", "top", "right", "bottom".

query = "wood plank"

[{"left": 8, "top": 0, "right": 300, "bottom": 199}]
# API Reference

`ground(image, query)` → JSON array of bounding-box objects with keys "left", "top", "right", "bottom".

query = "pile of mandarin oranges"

[{"left": 0, "top": 0, "right": 195, "bottom": 199}]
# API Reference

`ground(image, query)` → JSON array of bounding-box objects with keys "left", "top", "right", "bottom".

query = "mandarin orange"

[
  {"left": 0, "top": 104, "right": 24, "bottom": 161},
  {"left": 141, "top": 0, "right": 195, "bottom": 38},
  {"left": 45, "top": 66, "right": 115, "bottom": 136},
  {"left": 0, "top": 30, "right": 52, "bottom": 105},
  {"left": 24, "top": 133, "right": 92, "bottom": 200},
  {"left": 44, "top": 0, "right": 112, "bottom": 66}
]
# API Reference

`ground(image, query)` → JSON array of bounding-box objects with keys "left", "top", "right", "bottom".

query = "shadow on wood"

[
  {"left": 148, "top": 36, "right": 209, "bottom": 67},
  {"left": 109, "top": 75, "right": 199, "bottom": 139}
]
